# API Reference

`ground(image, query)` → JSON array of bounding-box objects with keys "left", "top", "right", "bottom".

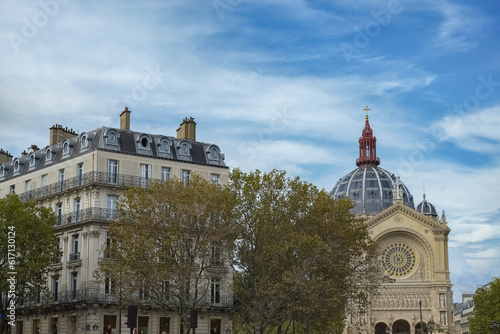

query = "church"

[{"left": 331, "top": 109, "right": 454, "bottom": 334}]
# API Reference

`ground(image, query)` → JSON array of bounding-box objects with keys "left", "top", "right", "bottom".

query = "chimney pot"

[
  {"left": 176, "top": 117, "right": 196, "bottom": 141},
  {"left": 120, "top": 107, "right": 131, "bottom": 130}
]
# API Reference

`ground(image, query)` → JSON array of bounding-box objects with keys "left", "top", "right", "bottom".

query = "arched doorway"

[
  {"left": 375, "top": 322, "right": 389, "bottom": 334},
  {"left": 415, "top": 321, "right": 427, "bottom": 334},
  {"left": 392, "top": 319, "right": 410, "bottom": 334}
]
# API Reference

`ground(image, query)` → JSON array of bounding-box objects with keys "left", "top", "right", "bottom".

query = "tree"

[
  {"left": 230, "top": 169, "right": 384, "bottom": 334},
  {"left": 94, "top": 175, "right": 238, "bottom": 334},
  {"left": 470, "top": 277, "right": 500, "bottom": 334},
  {"left": 0, "top": 195, "right": 60, "bottom": 334}
]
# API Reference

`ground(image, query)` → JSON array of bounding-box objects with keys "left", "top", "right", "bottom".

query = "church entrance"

[
  {"left": 392, "top": 319, "right": 410, "bottom": 334},
  {"left": 375, "top": 322, "right": 389, "bottom": 334},
  {"left": 415, "top": 321, "right": 427, "bottom": 334}
]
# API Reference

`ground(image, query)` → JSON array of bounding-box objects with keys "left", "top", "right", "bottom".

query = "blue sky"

[{"left": 1, "top": 0, "right": 499, "bottom": 300}]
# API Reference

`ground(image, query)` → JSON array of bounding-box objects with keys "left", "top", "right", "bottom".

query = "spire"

[{"left": 356, "top": 106, "right": 380, "bottom": 167}]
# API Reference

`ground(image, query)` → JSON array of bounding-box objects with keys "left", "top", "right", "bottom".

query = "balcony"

[
  {"left": 54, "top": 208, "right": 118, "bottom": 229},
  {"left": 69, "top": 252, "right": 80, "bottom": 262},
  {"left": 19, "top": 288, "right": 234, "bottom": 309},
  {"left": 18, "top": 171, "right": 157, "bottom": 202}
]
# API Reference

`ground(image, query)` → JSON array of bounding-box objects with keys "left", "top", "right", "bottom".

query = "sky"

[{"left": 1, "top": 0, "right": 499, "bottom": 301}]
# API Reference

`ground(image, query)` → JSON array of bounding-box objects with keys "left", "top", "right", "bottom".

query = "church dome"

[
  {"left": 332, "top": 166, "right": 415, "bottom": 215},
  {"left": 331, "top": 109, "right": 415, "bottom": 215},
  {"left": 416, "top": 195, "right": 438, "bottom": 217}
]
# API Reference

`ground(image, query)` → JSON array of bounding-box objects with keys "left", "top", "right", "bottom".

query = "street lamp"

[{"left": 428, "top": 320, "right": 435, "bottom": 334}]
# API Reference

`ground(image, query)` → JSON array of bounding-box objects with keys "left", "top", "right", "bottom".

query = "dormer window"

[
  {"left": 156, "top": 137, "right": 173, "bottom": 158},
  {"left": 28, "top": 152, "right": 39, "bottom": 170},
  {"left": 0, "top": 164, "right": 8, "bottom": 180},
  {"left": 61, "top": 139, "right": 75, "bottom": 159},
  {"left": 136, "top": 134, "right": 153, "bottom": 155},
  {"left": 45, "top": 148, "right": 55, "bottom": 164},
  {"left": 13, "top": 158, "right": 24, "bottom": 176},
  {"left": 80, "top": 132, "right": 93, "bottom": 152},
  {"left": 104, "top": 129, "right": 120, "bottom": 150},
  {"left": 206, "top": 145, "right": 222, "bottom": 165},
  {"left": 175, "top": 140, "right": 192, "bottom": 161}
]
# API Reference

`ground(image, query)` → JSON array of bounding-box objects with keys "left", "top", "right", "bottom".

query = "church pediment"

[{"left": 365, "top": 202, "right": 450, "bottom": 235}]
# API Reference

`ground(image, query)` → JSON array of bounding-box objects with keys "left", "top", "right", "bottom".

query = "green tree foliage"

[
  {"left": 0, "top": 195, "right": 60, "bottom": 334},
  {"left": 230, "top": 169, "right": 384, "bottom": 334},
  {"left": 470, "top": 277, "right": 500, "bottom": 334},
  {"left": 94, "top": 175, "right": 238, "bottom": 334}
]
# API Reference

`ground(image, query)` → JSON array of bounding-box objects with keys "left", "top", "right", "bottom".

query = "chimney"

[
  {"left": 120, "top": 107, "right": 131, "bottom": 130},
  {"left": 176, "top": 117, "right": 196, "bottom": 141},
  {"left": 50, "top": 124, "right": 77, "bottom": 145},
  {"left": 0, "top": 149, "right": 13, "bottom": 163}
]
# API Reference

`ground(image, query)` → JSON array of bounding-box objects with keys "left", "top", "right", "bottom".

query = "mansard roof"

[{"left": 0, "top": 126, "right": 227, "bottom": 182}]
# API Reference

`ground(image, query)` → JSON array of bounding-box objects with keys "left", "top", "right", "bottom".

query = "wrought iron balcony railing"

[
  {"left": 69, "top": 252, "right": 80, "bottom": 262},
  {"left": 18, "top": 171, "right": 157, "bottom": 202},
  {"left": 19, "top": 288, "right": 234, "bottom": 309},
  {"left": 54, "top": 208, "right": 117, "bottom": 228}
]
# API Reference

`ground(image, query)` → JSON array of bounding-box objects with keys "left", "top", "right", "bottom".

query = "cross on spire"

[{"left": 364, "top": 106, "right": 371, "bottom": 119}]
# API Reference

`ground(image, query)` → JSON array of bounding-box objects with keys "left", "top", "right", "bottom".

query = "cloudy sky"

[{"left": 1, "top": 0, "right": 499, "bottom": 300}]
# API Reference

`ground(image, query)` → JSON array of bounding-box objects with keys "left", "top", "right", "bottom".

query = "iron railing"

[
  {"left": 20, "top": 288, "right": 233, "bottom": 309},
  {"left": 54, "top": 208, "right": 117, "bottom": 228},
  {"left": 18, "top": 171, "right": 156, "bottom": 202}
]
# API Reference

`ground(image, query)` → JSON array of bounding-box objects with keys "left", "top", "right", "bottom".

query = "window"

[
  {"left": 104, "top": 275, "right": 114, "bottom": 295},
  {"left": 58, "top": 169, "right": 65, "bottom": 191},
  {"left": 211, "top": 245, "right": 222, "bottom": 266},
  {"left": 77, "top": 163, "right": 84, "bottom": 186},
  {"left": 159, "top": 317, "right": 170, "bottom": 334},
  {"left": 104, "top": 129, "right": 120, "bottom": 149},
  {"left": 139, "top": 287, "right": 149, "bottom": 300},
  {"left": 160, "top": 281, "right": 170, "bottom": 300},
  {"left": 73, "top": 198, "right": 81, "bottom": 222},
  {"left": 70, "top": 234, "right": 79, "bottom": 261},
  {"left": 107, "top": 195, "right": 119, "bottom": 219},
  {"left": 140, "top": 164, "right": 152, "bottom": 188},
  {"left": 70, "top": 272, "right": 78, "bottom": 300},
  {"left": 33, "top": 319, "right": 40, "bottom": 334},
  {"left": 211, "top": 279, "right": 221, "bottom": 304},
  {"left": 55, "top": 203, "right": 63, "bottom": 226},
  {"left": 28, "top": 152, "right": 38, "bottom": 169},
  {"left": 210, "top": 174, "right": 220, "bottom": 185},
  {"left": 161, "top": 167, "right": 171, "bottom": 181},
  {"left": 137, "top": 134, "right": 153, "bottom": 153},
  {"left": 0, "top": 165, "right": 7, "bottom": 179},
  {"left": 62, "top": 140, "right": 74, "bottom": 159},
  {"left": 138, "top": 316, "right": 149, "bottom": 334},
  {"left": 45, "top": 148, "right": 54, "bottom": 164},
  {"left": 104, "top": 231, "right": 112, "bottom": 258},
  {"left": 53, "top": 278, "right": 59, "bottom": 302},
  {"left": 181, "top": 170, "right": 190, "bottom": 186},
  {"left": 9, "top": 185, "right": 15, "bottom": 194},
  {"left": 107, "top": 160, "right": 118, "bottom": 184},
  {"left": 25, "top": 180, "right": 32, "bottom": 192}
]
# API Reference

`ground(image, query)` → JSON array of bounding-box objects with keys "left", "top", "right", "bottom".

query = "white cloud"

[
  {"left": 465, "top": 247, "right": 500, "bottom": 259},
  {"left": 434, "top": 107, "right": 500, "bottom": 153},
  {"left": 431, "top": 2, "right": 482, "bottom": 52}
]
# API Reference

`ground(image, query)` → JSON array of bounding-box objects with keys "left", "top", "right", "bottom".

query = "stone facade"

[
  {"left": 334, "top": 111, "right": 454, "bottom": 334},
  {"left": 0, "top": 110, "right": 233, "bottom": 334}
]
